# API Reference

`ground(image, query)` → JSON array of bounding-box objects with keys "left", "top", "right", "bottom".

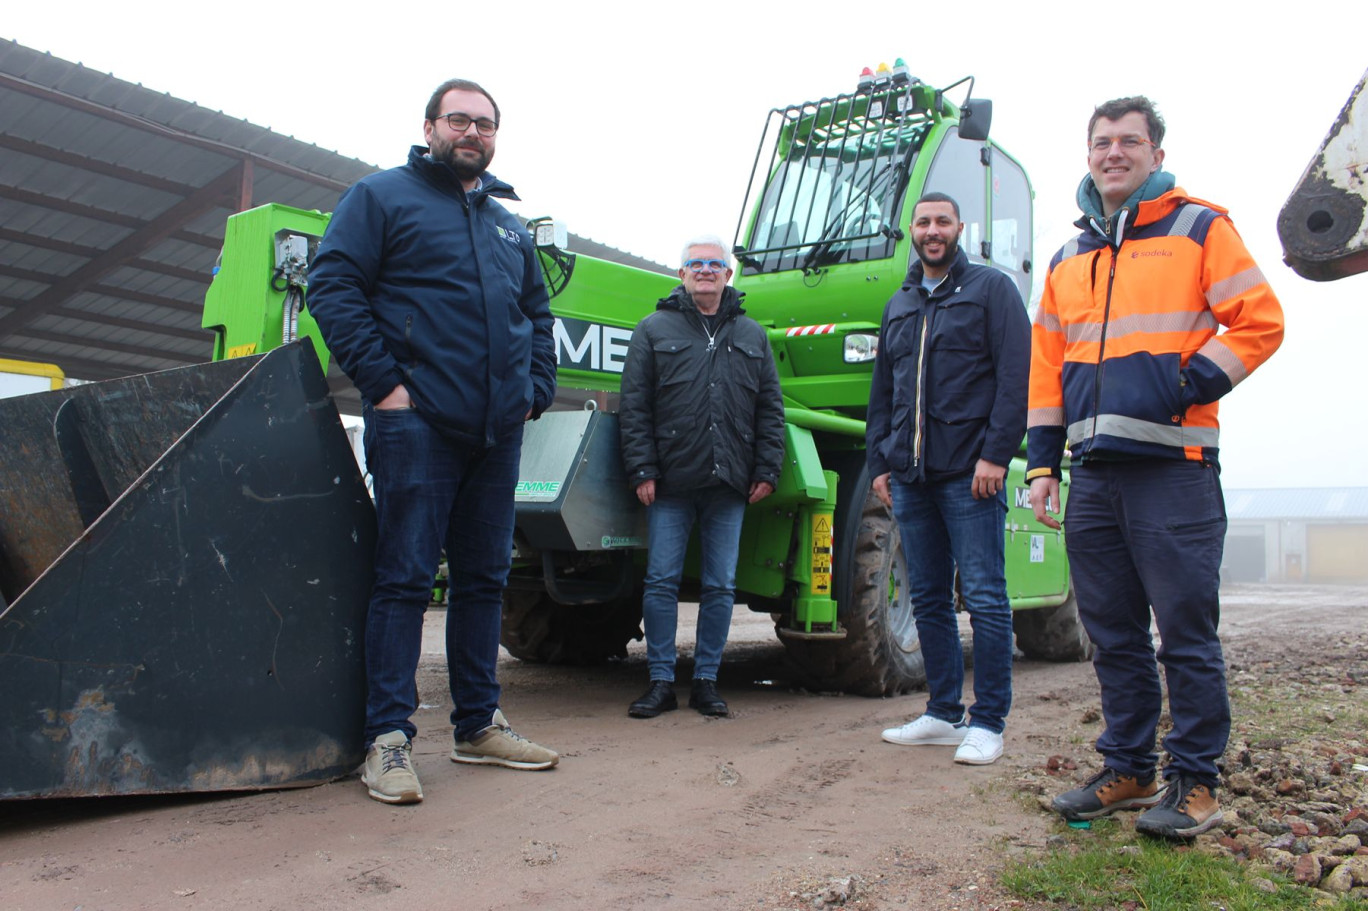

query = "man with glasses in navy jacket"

[{"left": 310, "top": 78, "right": 559, "bottom": 805}]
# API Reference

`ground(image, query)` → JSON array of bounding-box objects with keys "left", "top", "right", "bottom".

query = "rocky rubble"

[{"left": 1030, "top": 628, "right": 1368, "bottom": 899}]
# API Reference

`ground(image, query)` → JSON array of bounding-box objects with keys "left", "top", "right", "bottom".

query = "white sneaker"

[
  {"left": 953, "top": 727, "right": 1004, "bottom": 765},
  {"left": 881, "top": 713, "right": 969, "bottom": 746}
]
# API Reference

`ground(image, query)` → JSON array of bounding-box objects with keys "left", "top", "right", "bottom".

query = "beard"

[
  {"left": 430, "top": 134, "right": 492, "bottom": 181},
  {"left": 913, "top": 233, "right": 960, "bottom": 270}
]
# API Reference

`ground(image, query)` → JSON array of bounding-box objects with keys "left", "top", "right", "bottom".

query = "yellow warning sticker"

[
  {"left": 811, "top": 514, "right": 832, "bottom": 594},
  {"left": 226, "top": 342, "right": 258, "bottom": 358}
]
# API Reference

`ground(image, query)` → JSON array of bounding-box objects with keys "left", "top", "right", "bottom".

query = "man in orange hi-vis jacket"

[{"left": 1027, "top": 96, "right": 1283, "bottom": 840}]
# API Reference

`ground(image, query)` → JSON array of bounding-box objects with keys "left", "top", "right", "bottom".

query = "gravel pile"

[
  {"left": 1207, "top": 630, "right": 1368, "bottom": 898},
  {"left": 1029, "top": 626, "right": 1368, "bottom": 899}
]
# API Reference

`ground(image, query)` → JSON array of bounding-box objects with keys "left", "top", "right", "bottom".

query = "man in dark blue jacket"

[
  {"left": 866, "top": 192, "right": 1030, "bottom": 766},
  {"left": 309, "top": 78, "right": 559, "bottom": 805}
]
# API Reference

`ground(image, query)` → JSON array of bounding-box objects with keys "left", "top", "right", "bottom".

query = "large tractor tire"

[
  {"left": 779, "top": 456, "right": 927, "bottom": 696},
  {"left": 1012, "top": 583, "right": 1092, "bottom": 662},
  {"left": 501, "top": 589, "right": 643, "bottom": 665}
]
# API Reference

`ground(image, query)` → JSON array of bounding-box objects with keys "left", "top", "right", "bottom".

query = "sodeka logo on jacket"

[
  {"left": 1131, "top": 249, "right": 1173, "bottom": 258},
  {"left": 494, "top": 225, "right": 521, "bottom": 244}
]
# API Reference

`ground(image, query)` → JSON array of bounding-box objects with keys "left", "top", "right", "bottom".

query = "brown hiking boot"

[
  {"left": 1052, "top": 767, "right": 1164, "bottom": 821},
  {"left": 1135, "top": 774, "right": 1224, "bottom": 839}
]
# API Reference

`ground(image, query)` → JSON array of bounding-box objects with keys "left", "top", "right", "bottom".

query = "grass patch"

[{"left": 1002, "top": 819, "right": 1363, "bottom": 910}]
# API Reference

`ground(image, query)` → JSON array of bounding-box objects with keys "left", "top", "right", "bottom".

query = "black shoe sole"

[
  {"left": 628, "top": 700, "right": 677, "bottom": 719},
  {"left": 687, "top": 699, "right": 729, "bottom": 717},
  {"left": 1135, "top": 810, "right": 1224, "bottom": 840},
  {"left": 1053, "top": 793, "right": 1164, "bottom": 821}
]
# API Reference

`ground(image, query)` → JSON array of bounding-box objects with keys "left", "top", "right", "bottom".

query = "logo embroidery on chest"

[{"left": 494, "top": 225, "right": 521, "bottom": 245}]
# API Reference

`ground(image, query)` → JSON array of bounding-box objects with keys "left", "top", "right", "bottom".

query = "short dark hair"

[
  {"left": 915, "top": 191, "right": 960, "bottom": 220},
  {"left": 1088, "top": 96, "right": 1165, "bottom": 147},
  {"left": 425, "top": 78, "right": 500, "bottom": 126}
]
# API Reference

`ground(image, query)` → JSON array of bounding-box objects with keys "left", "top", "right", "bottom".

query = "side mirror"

[
  {"left": 527, "top": 216, "right": 569, "bottom": 251},
  {"left": 959, "top": 99, "right": 992, "bottom": 142}
]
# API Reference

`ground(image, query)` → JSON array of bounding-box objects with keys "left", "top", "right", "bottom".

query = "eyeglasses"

[
  {"left": 682, "top": 259, "right": 729, "bottom": 273},
  {"left": 1089, "top": 135, "right": 1155, "bottom": 154},
  {"left": 436, "top": 112, "right": 498, "bottom": 137}
]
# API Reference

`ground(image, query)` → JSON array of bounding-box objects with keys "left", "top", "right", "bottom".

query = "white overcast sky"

[{"left": 6, "top": 1, "right": 1366, "bottom": 489}]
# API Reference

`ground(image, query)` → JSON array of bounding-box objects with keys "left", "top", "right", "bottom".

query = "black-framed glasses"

[
  {"left": 436, "top": 112, "right": 498, "bottom": 137},
  {"left": 683, "top": 258, "right": 728, "bottom": 273},
  {"left": 1089, "top": 135, "right": 1154, "bottom": 154}
]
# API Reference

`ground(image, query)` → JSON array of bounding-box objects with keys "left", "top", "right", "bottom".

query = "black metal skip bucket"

[{"left": 0, "top": 342, "right": 374, "bottom": 799}]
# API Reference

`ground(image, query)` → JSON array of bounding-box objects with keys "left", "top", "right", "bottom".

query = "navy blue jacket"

[
  {"left": 308, "top": 146, "right": 556, "bottom": 446},
  {"left": 866, "top": 249, "right": 1030, "bottom": 483}
]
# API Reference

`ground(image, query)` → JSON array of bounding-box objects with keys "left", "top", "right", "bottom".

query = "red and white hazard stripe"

[{"left": 784, "top": 324, "right": 837, "bottom": 337}]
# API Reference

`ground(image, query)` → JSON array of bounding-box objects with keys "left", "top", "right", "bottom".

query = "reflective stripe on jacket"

[{"left": 1026, "top": 188, "right": 1284, "bottom": 479}]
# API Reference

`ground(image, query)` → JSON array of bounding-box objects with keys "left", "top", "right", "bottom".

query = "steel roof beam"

[
  {"left": 85, "top": 284, "right": 203, "bottom": 314},
  {"left": 0, "top": 167, "right": 241, "bottom": 338},
  {"left": 17, "top": 326, "right": 202, "bottom": 363},
  {"left": 0, "top": 227, "right": 211, "bottom": 285},
  {"left": 0, "top": 184, "right": 224, "bottom": 249},
  {"left": 0, "top": 297, "right": 208, "bottom": 342},
  {"left": 0, "top": 72, "right": 354, "bottom": 194},
  {"left": 0, "top": 133, "right": 196, "bottom": 195}
]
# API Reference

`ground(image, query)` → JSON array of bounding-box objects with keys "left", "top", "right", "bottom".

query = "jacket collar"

[
  {"left": 905, "top": 246, "right": 969, "bottom": 295},
  {"left": 658, "top": 283, "right": 745, "bottom": 318},
  {"left": 407, "top": 145, "right": 520, "bottom": 204},
  {"left": 1074, "top": 170, "right": 1176, "bottom": 246}
]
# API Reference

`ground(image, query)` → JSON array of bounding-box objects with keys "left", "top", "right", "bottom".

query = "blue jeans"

[
  {"left": 1064, "top": 460, "right": 1228, "bottom": 785},
  {"left": 641, "top": 486, "right": 748, "bottom": 682},
  {"left": 891, "top": 476, "right": 1013, "bottom": 734},
  {"left": 362, "top": 406, "right": 522, "bottom": 745}
]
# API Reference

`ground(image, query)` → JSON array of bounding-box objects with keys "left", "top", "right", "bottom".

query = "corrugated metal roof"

[
  {"left": 1225, "top": 488, "right": 1368, "bottom": 521},
  {"left": 0, "top": 39, "right": 669, "bottom": 412}
]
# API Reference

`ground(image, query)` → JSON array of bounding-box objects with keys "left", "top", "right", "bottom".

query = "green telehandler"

[{"left": 203, "top": 61, "right": 1088, "bottom": 698}]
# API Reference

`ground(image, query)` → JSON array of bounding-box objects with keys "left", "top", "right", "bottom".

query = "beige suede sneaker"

[
  {"left": 361, "top": 731, "right": 423, "bottom": 804},
  {"left": 451, "top": 709, "right": 559, "bottom": 771}
]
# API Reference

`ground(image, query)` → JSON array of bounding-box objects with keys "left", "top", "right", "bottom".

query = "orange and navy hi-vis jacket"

[{"left": 1025, "top": 187, "right": 1284, "bottom": 480}]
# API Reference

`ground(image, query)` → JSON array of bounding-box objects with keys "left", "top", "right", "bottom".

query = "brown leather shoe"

[
  {"left": 1052, "top": 767, "right": 1164, "bottom": 821},
  {"left": 1135, "top": 774, "right": 1224, "bottom": 839}
]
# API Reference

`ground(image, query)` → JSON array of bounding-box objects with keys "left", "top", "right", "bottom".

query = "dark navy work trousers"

[{"left": 1063, "top": 459, "right": 1229, "bottom": 785}]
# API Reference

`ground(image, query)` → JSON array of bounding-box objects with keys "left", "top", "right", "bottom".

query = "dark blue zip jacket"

[
  {"left": 866, "top": 248, "right": 1030, "bottom": 483},
  {"left": 308, "top": 146, "right": 556, "bottom": 446}
]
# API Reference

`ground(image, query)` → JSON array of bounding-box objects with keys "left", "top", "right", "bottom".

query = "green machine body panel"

[
  {"left": 204, "top": 204, "right": 333, "bottom": 371},
  {"left": 540, "top": 251, "right": 677, "bottom": 393}
]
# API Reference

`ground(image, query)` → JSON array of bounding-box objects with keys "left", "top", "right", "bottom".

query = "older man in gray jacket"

[{"left": 619, "top": 234, "right": 785, "bottom": 719}]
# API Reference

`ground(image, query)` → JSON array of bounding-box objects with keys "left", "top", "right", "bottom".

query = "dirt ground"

[{"left": 3, "top": 584, "right": 1365, "bottom": 911}]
